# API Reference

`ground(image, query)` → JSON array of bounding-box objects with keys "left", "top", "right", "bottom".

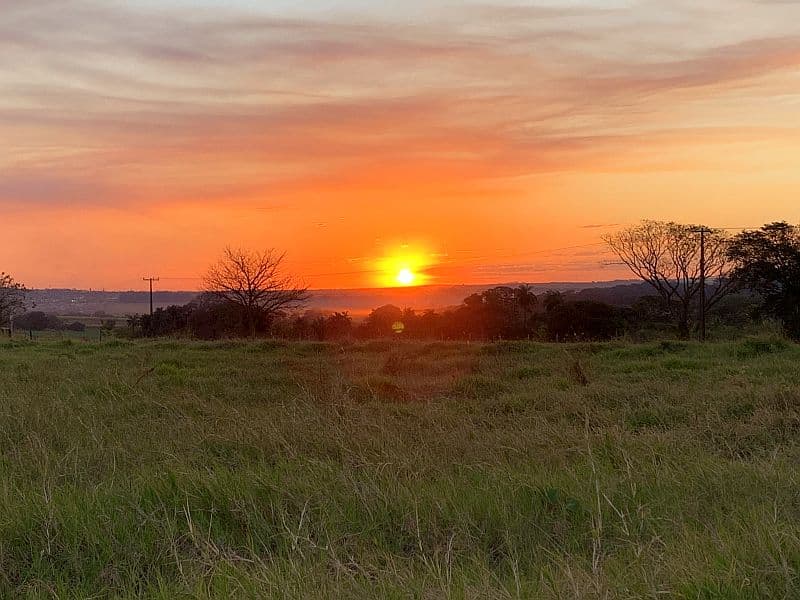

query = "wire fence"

[{"left": 2, "top": 328, "right": 110, "bottom": 342}]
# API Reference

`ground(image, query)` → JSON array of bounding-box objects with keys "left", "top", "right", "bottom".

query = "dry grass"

[{"left": 0, "top": 337, "right": 799, "bottom": 598}]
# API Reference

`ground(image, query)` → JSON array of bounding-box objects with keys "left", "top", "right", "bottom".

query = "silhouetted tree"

[
  {"left": 458, "top": 286, "right": 530, "bottom": 340},
  {"left": 189, "top": 294, "right": 251, "bottom": 339},
  {"left": 484, "top": 286, "right": 523, "bottom": 339},
  {"left": 515, "top": 284, "right": 538, "bottom": 337},
  {"left": 707, "top": 292, "right": 761, "bottom": 329},
  {"left": 140, "top": 305, "right": 192, "bottom": 337},
  {"left": 283, "top": 312, "right": 312, "bottom": 340},
  {"left": 127, "top": 314, "right": 141, "bottom": 335},
  {"left": 542, "top": 291, "right": 565, "bottom": 313},
  {"left": 282, "top": 311, "right": 325, "bottom": 340},
  {"left": 203, "top": 247, "right": 309, "bottom": 337},
  {"left": 416, "top": 309, "right": 445, "bottom": 339},
  {"left": 359, "top": 304, "right": 404, "bottom": 338},
  {"left": 606, "top": 221, "right": 735, "bottom": 337},
  {"left": 325, "top": 312, "right": 353, "bottom": 340},
  {"left": 65, "top": 321, "right": 86, "bottom": 332},
  {"left": 14, "top": 311, "right": 62, "bottom": 331},
  {"left": 543, "top": 299, "right": 621, "bottom": 342},
  {"left": 728, "top": 222, "right": 800, "bottom": 340},
  {"left": 630, "top": 295, "right": 673, "bottom": 324},
  {"left": 0, "top": 272, "right": 27, "bottom": 329}
]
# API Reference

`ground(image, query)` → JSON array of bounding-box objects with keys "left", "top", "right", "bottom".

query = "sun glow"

[
  {"left": 375, "top": 245, "right": 435, "bottom": 288},
  {"left": 396, "top": 268, "right": 415, "bottom": 286}
]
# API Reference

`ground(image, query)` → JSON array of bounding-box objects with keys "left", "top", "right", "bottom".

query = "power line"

[
  {"left": 149, "top": 243, "right": 613, "bottom": 281},
  {"left": 134, "top": 227, "right": 767, "bottom": 286},
  {"left": 300, "top": 242, "right": 611, "bottom": 278}
]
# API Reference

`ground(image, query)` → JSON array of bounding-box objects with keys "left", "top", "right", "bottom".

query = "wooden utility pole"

[
  {"left": 691, "top": 227, "right": 712, "bottom": 342},
  {"left": 142, "top": 277, "right": 160, "bottom": 316}
]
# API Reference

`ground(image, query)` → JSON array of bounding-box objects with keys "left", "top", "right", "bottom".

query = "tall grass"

[{"left": 0, "top": 337, "right": 799, "bottom": 597}]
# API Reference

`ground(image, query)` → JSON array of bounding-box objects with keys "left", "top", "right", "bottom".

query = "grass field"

[{"left": 1, "top": 337, "right": 800, "bottom": 598}]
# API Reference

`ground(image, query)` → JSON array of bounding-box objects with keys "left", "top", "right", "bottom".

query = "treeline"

[
  {"left": 130, "top": 285, "right": 758, "bottom": 342},
  {"left": 12, "top": 311, "right": 115, "bottom": 333},
  {"left": 5, "top": 221, "right": 799, "bottom": 343},
  {"left": 605, "top": 220, "right": 800, "bottom": 340},
  {"left": 129, "top": 219, "right": 800, "bottom": 342}
]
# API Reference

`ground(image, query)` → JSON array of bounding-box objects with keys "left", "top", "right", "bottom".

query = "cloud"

[
  {"left": 3, "top": 1, "right": 799, "bottom": 199},
  {"left": 574, "top": 36, "right": 800, "bottom": 98},
  {"left": 580, "top": 223, "right": 622, "bottom": 230},
  {"left": 3, "top": 0, "right": 800, "bottom": 287},
  {"left": 0, "top": 174, "right": 119, "bottom": 206}
]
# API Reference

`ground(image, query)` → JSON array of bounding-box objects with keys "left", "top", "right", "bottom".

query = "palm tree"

[{"left": 515, "top": 284, "right": 538, "bottom": 338}]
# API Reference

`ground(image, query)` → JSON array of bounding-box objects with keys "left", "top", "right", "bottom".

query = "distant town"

[{"left": 27, "top": 281, "right": 645, "bottom": 318}]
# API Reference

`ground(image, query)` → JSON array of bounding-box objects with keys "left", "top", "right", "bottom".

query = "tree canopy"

[
  {"left": 0, "top": 272, "right": 27, "bottom": 327},
  {"left": 728, "top": 222, "right": 800, "bottom": 340},
  {"left": 203, "top": 248, "right": 309, "bottom": 337},
  {"left": 606, "top": 221, "right": 734, "bottom": 337}
]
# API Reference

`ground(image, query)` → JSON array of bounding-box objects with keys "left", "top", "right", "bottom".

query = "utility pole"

[
  {"left": 142, "top": 277, "right": 160, "bottom": 316},
  {"left": 690, "top": 227, "right": 712, "bottom": 342}
]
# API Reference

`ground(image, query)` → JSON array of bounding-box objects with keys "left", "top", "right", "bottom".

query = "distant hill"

[
  {"left": 566, "top": 282, "right": 657, "bottom": 306},
  {"left": 27, "top": 289, "right": 199, "bottom": 317},
  {"left": 304, "top": 281, "right": 649, "bottom": 315},
  {"left": 28, "top": 280, "right": 651, "bottom": 317}
]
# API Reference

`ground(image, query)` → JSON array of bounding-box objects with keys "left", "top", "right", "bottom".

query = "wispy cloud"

[{"left": 2, "top": 0, "right": 800, "bottom": 287}]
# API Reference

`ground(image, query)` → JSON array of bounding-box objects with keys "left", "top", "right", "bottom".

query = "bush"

[{"left": 14, "top": 311, "right": 62, "bottom": 331}]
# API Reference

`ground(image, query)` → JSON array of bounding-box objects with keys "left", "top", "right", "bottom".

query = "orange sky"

[{"left": 2, "top": 0, "right": 800, "bottom": 290}]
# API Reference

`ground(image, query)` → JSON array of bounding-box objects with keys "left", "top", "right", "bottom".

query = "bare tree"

[
  {"left": 605, "top": 221, "right": 734, "bottom": 337},
  {"left": 0, "top": 272, "right": 27, "bottom": 331},
  {"left": 203, "top": 248, "right": 309, "bottom": 337}
]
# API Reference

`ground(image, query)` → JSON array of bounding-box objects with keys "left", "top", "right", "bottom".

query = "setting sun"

[
  {"left": 396, "top": 268, "right": 415, "bottom": 286},
  {"left": 374, "top": 245, "right": 435, "bottom": 288}
]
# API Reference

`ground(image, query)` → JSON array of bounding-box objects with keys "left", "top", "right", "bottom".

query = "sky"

[{"left": 2, "top": 0, "right": 800, "bottom": 290}]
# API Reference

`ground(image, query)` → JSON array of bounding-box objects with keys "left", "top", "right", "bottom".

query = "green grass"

[{"left": 1, "top": 337, "right": 800, "bottom": 598}]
